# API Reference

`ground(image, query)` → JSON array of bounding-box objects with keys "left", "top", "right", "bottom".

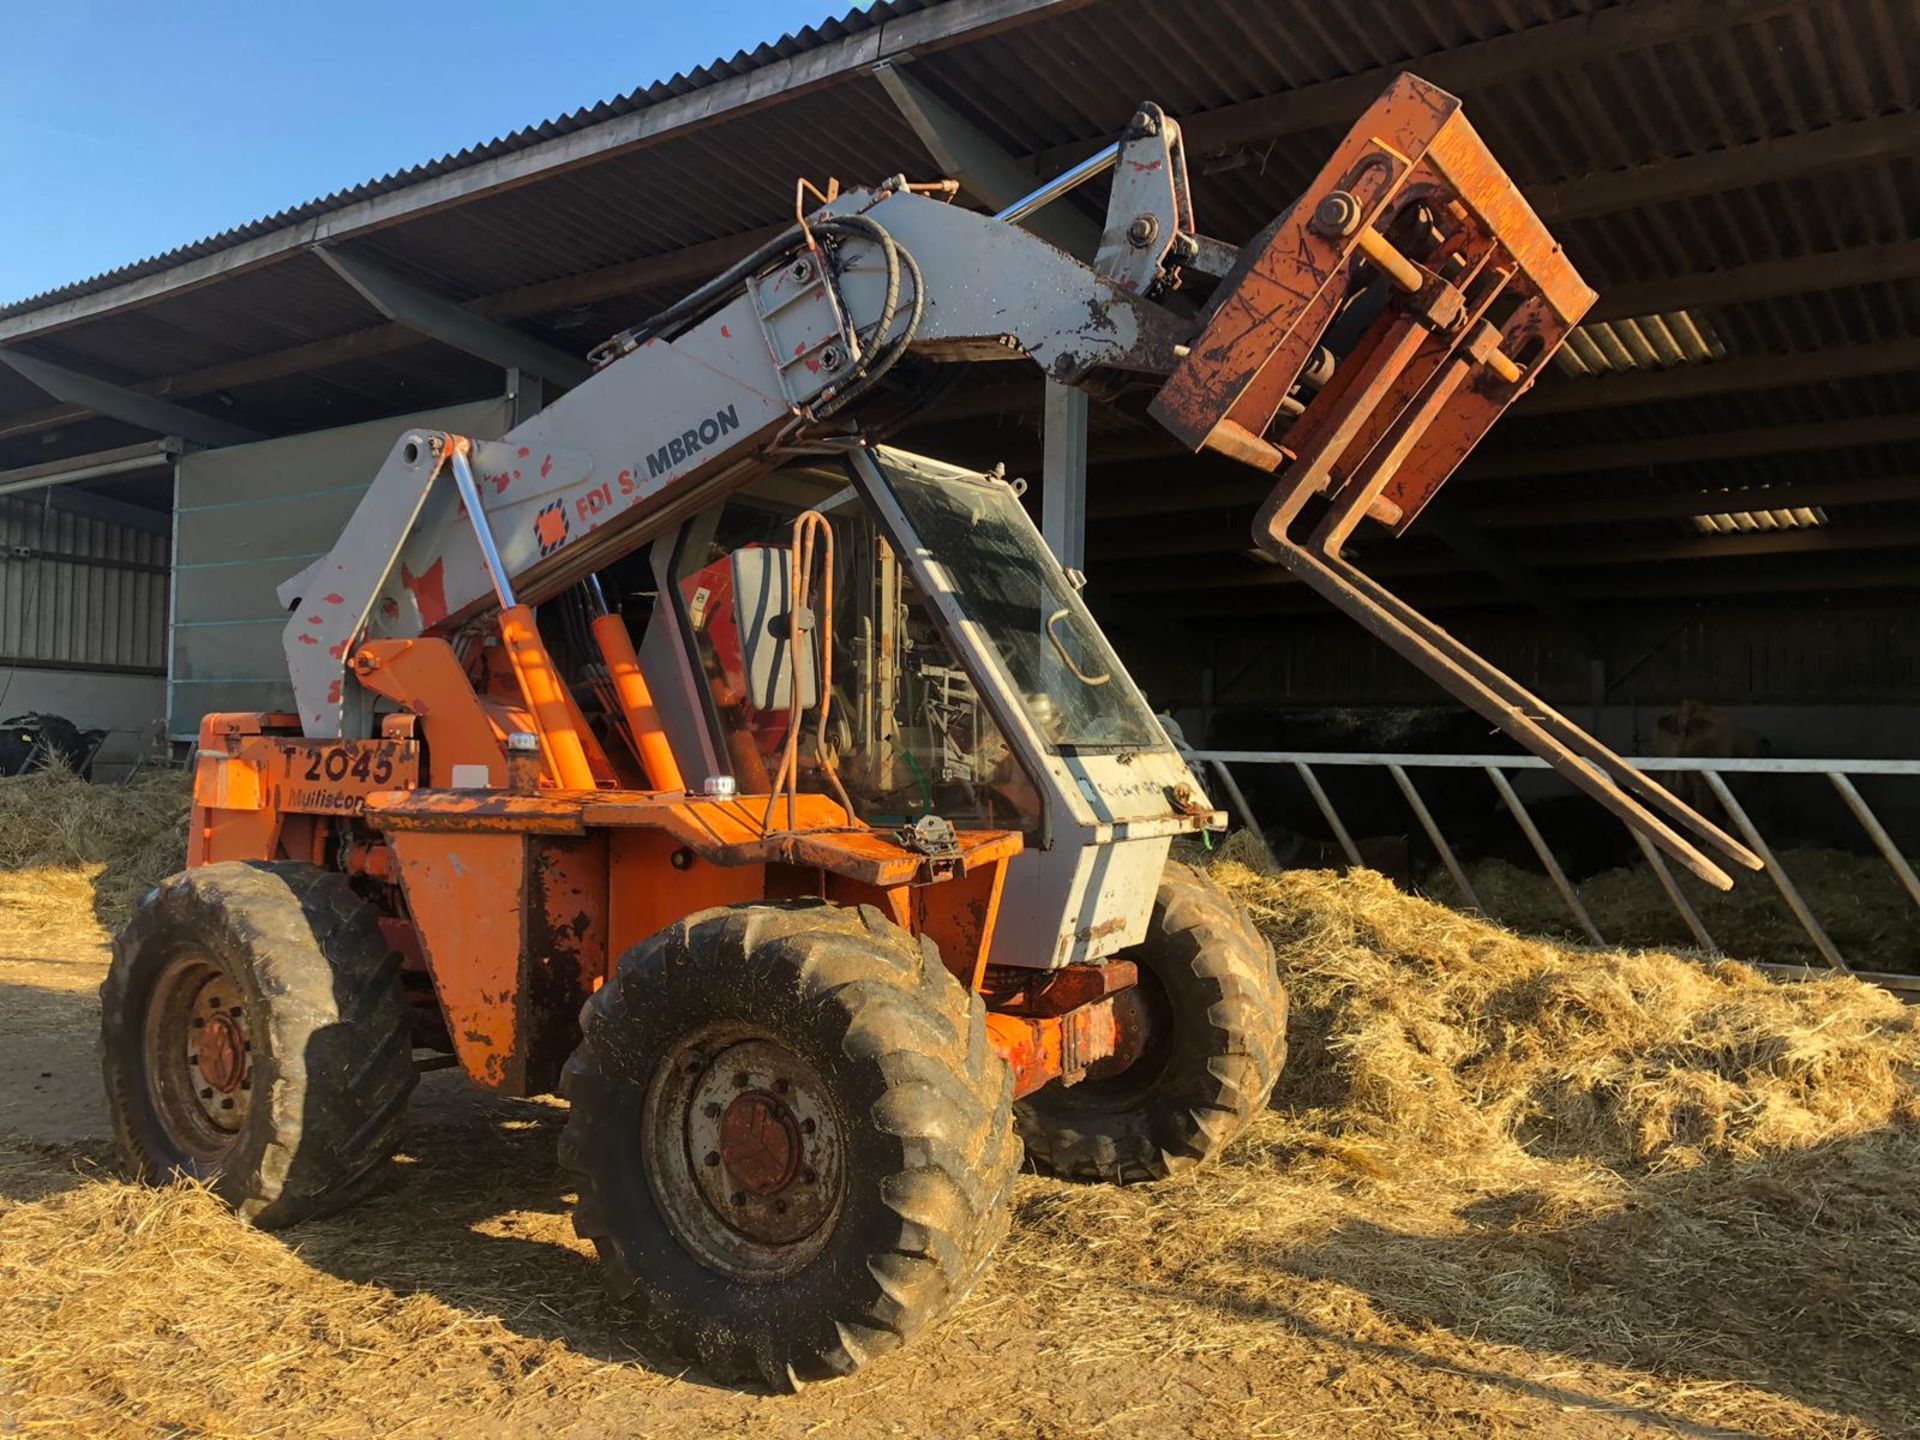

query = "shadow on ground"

[
  {"left": 1135, "top": 1126, "right": 1920, "bottom": 1438},
  {"left": 280, "top": 1090, "right": 751, "bottom": 1385}
]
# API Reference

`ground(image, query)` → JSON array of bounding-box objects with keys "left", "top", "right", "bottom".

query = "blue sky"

[{"left": 1, "top": 0, "right": 850, "bottom": 305}]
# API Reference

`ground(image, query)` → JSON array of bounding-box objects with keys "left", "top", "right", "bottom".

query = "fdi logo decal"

[{"left": 535, "top": 500, "right": 570, "bottom": 556}]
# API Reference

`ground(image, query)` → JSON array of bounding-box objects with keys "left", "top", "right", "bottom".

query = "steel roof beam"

[
  {"left": 1521, "top": 337, "right": 1920, "bottom": 414},
  {"left": 0, "top": 0, "right": 1074, "bottom": 345},
  {"left": 0, "top": 351, "right": 261, "bottom": 447},
  {"left": 314, "top": 247, "right": 593, "bottom": 389},
  {"left": 1591, "top": 239, "right": 1920, "bottom": 322},
  {"left": 873, "top": 61, "right": 1100, "bottom": 255},
  {"left": 0, "top": 229, "right": 786, "bottom": 444},
  {"left": 0, "top": 438, "right": 183, "bottom": 501},
  {"left": 1535, "top": 110, "right": 1920, "bottom": 222},
  {"left": 1470, "top": 413, "right": 1920, "bottom": 479},
  {"left": 12, "top": 226, "right": 1911, "bottom": 449}
]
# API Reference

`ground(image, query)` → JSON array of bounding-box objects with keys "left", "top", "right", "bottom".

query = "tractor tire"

[
  {"left": 560, "top": 901, "right": 1019, "bottom": 1388},
  {"left": 101, "top": 861, "right": 417, "bottom": 1228},
  {"left": 1015, "top": 860, "right": 1286, "bottom": 1183}
]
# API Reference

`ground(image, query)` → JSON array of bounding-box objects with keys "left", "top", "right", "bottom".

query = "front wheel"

[
  {"left": 101, "top": 862, "right": 417, "bottom": 1227},
  {"left": 1015, "top": 860, "right": 1286, "bottom": 1182},
  {"left": 559, "top": 901, "right": 1019, "bottom": 1388}
]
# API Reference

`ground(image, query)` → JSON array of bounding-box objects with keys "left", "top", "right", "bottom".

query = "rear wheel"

[
  {"left": 560, "top": 901, "right": 1019, "bottom": 1388},
  {"left": 101, "top": 861, "right": 417, "bottom": 1228},
  {"left": 1015, "top": 861, "right": 1285, "bottom": 1182}
]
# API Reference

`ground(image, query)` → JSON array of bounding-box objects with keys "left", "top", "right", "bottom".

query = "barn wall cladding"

[
  {"left": 1127, "top": 598, "right": 1920, "bottom": 717},
  {"left": 169, "top": 398, "right": 510, "bottom": 738},
  {"left": 0, "top": 491, "right": 166, "bottom": 676}
]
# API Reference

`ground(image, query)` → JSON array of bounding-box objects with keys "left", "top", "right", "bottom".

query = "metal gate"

[{"left": 1192, "top": 749, "right": 1920, "bottom": 999}]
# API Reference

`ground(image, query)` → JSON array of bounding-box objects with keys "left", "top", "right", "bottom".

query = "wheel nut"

[
  {"left": 731, "top": 1191, "right": 747, "bottom": 1206},
  {"left": 733, "top": 1072, "right": 750, "bottom": 1088},
  {"left": 803, "top": 1168, "right": 817, "bottom": 1185},
  {"left": 705, "top": 1151, "right": 720, "bottom": 1167},
  {"left": 774, "top": 1078, "right": 790, "bottom": 1094},
  {"left": 704, "top": 1102, "right": 722, "bottom": 1118},
  {"left": 801, "top": 1117, "right": 816, "bottom": 1135},
  {"left": 200, "top": 1087, "right": 213, "bottom": 1100},
  {"left": 774, "top": 1199, "right": 789, "bottom": 1215}
]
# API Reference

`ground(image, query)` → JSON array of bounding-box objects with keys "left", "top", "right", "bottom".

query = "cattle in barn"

[
  {"left": 0, "top": 713, "right": 108, "bottom": 779},
  {"left": 1204, "top": 706, "right": 1515, "bottom": 869},
  {"left": 1652, "top": 700, "right": 1768, "bottom": 830},
  {"left": 1475, "top": 793, "right": 1640, "bottom": 882}
]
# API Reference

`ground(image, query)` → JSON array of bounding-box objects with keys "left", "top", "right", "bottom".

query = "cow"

[
  {"left": 0, "top": 713, "right": 108, "bottom": 779},
  {"left": 1651, "top": 699, "right": 1768, "bottom": 834}
]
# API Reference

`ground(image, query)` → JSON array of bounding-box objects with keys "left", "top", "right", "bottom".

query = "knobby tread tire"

[
  {"left": 1015, "top": 860, "right": 1286, "bottom": 1183},
  {"left": 101, "top": 861, "right": 417, "bottom": 1228},
  {"left": 559, "top": 900, "right": 1018, "bottom": 1389}
]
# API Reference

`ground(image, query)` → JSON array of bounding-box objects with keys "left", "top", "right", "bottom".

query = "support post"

[
  {"left": 507, "top": 367, "right": 546, "bottom": 426},
  {"left": 1042, "top": 380, "right": 1087, "bottom": 571}
]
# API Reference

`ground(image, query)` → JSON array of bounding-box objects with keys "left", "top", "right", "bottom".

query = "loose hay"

[
  {"left": 3, "top": 851, "right": 1918, "bottom": 1437},
  {"left": 0, "top": 762, "right": 190, "bottom": 959},
  {"left": 1431, "top": 849, "right": 1920, "bottom": 975}
]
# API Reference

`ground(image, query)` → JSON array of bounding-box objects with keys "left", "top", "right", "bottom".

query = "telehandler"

[{"left": 102, "top": 75, "right": 1759, "bottom": 1384}]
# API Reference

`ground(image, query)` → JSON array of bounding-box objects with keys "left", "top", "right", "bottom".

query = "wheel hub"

[
  {"left": 644, "top": 1027, "right": 846, "bottom": 1279},
  {"left": 197, "top": 1013, "right": 248, "bottom": 1094},
  {"left": 718, "top": 1090, "right": 803, "bottom": 1196},
  {"left": 144, "top": 951, "right": 254, "bottom": 1165}
]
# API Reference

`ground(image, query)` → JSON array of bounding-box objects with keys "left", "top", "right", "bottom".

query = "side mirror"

[{"left": 731, "top": 546, "right": 820, "bottom": 712}]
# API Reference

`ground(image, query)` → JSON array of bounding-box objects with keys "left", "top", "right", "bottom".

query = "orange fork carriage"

[{"left": 1152, "top": 74, "right": 1761, "bottom": 892}]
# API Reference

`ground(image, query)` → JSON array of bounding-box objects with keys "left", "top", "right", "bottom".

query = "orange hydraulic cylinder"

[
  {"left": 499, "top": 604, "right": 597, "bottom": 791},
  {"left": 591, "top": 611, "right": 685, "bottom": 792}
]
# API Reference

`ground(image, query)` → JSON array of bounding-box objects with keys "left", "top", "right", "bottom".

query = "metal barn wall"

[
  {"left": 1123, "top": 593, "right": 1920, "bottom": 759},
  {"left": 0, "top": 489, "right": 171, "bottom": 776},
  {"left": 1174, "top": 599, "right": 1920, "bottom": 712},
  {"left": 0, "top": 490, "right": 168, "bottom": 676},
  {"left": 169, "top": 398, "right": 511, "bottom": 738}
]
